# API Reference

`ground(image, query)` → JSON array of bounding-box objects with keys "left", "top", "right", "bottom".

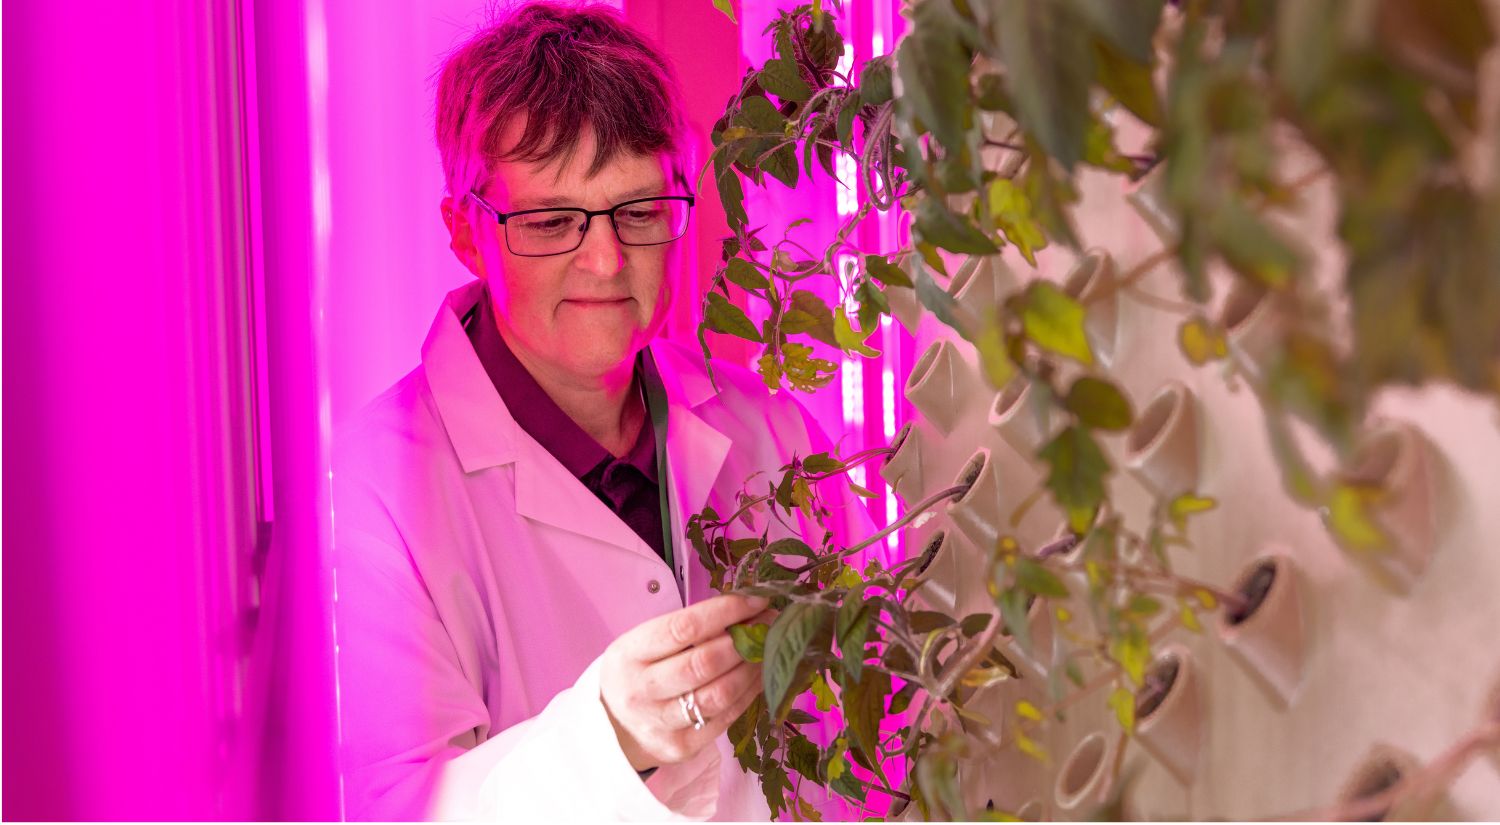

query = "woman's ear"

[{"left": 440, "top": 195, "right": 483, "bottom": 278}]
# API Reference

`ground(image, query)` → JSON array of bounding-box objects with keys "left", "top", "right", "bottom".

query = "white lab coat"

[{"left": 333, "top": 280, "right": 873, "bottom": 821}]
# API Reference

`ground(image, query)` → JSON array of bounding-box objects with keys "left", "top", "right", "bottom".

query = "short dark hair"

[{"left": 434, "top": 2, "right": 687, "bottom": 198}]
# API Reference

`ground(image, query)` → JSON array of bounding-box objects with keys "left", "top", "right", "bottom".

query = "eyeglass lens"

[{"left": 506, "top": 198, "right": 690, "bottom": 256}]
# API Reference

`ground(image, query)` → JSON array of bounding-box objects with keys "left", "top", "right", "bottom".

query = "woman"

[{"left": 332, "top": 3, "right": 870, "bottom": 819}]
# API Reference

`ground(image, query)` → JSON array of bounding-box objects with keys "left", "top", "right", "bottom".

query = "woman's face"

[{"left": 457, "top": 124, "right": 676, "bottom": 386}]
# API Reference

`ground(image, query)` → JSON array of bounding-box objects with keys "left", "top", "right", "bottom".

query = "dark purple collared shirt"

[{"left": 464, "top": 289, "right": 667, "bottom": 564}]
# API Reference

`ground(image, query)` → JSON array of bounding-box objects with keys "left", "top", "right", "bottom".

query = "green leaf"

[
  {"left": 1210, "top": 196, "right": 1300, "bottom": 289},
  {"left": 992, "top": 0, "right": 1093, "bottom": 169},
  {"left": 896, "top": 1, "right": 971, "bottom": 153},
  {"left": 1038, "top": 426, "right": 1110, "bottom": 533},
  {"left": 761, "top": 760, "right": 790, "bottom": 818},
  {"left": 1127, "top": 594, "right": 1162, "bottom": 618},
  {"left": 845, "top": 668, "right": 892, "bottom": 786},
  {"left": 711, "top": 0, "right": 737, "bottom": 25},
  {"left": 760, "top": 57, "right": 811, "bottom": 102},
  {"left": 725, "top": 257, "right": 769, "bottom": 291},
  {"left": 1168, "top": 493, "right": 1217, "bottom": 532},
  {"left": 733, "top": 94, "right": 786, "bottom": 133},
  {"left": 909, "top": 610, "right": 956, "bottom": 633},
  {"left": 859, "top": 56, "right": 894, "bottom": 106},
  {"left": 802, "top": 452, "right": 843, "bottom": 474},
  {"left": 716, "top": 165, "right": 747, "bottom": 232},
  {"left": 997, "top": 586, "right": 1033, "bottom": 653},
  {"left": 915, "top": 265, "right": 967, "bottom": 337},
  {"left": 785, "top": 290, "right": 839, "bottom": 348},
  {"left": 704, "top": 292, "right": 762, "bottom": 342},
  {"left": 1064, "top": 376, "right": 1133, "bottom": 431},
  {"left": 1092, "top": 35, "right": 1162, "bottom": 127},
  {"left": 959, "top": 612, "right": 993, "bottom": 637},
  {"left": 787, "top": 734, "right": 823, "bottom": 784},
  {"left": 763, "top": 602, "right": 834, "bottom": 722},
  {"left": 836, "top": 589, "right": 871, "bottom": 683},
  {"left": 729, "top": 622, "right": 769, "bottom": 663},
  {"left": 1015, "top": 557, "right": 1070, "bottom": 598},
  {"left": 915, "top": 197, "right": 1000, "bottom": 255},
  {"left": 1069, "top": 0, "right": 1164, "bottom": 63},
  {"left": 836, "top": 92, "right": 860, "bottom": 152},
  {"left": 1020, "top": 281, "right": 1094, "bottom": 364},
  {"left": 865, "top": 254, "right": 913, "bottom": 288},
  {"left": 767, "top": 537, "right": 815, "bottom": 559},
  {"left": 889, "top": 681, "right": 919, "bottom": 714},
  {"left": 761, "top": 142, "right": 800, "bottom": 188}
]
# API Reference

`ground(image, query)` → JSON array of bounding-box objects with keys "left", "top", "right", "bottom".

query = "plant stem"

[{"left": 789, "top": 485, "right": 969, "bottom": 577}]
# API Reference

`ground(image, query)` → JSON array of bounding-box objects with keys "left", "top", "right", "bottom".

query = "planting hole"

[
  {"left": 1060, "top": 733, "right": 1108, "bottom": 799},
  {"left": 1223, "top": 282, "right": 1267, "bottom": 332},
  {"left": 954, "top": 452, "right": 987, "bottom": 500},
  {"left": 1229, "top": 560, "right": 1278, "bottom": 625},
  {"left": 1135, "top": 655, "right": 1180, "bottom": 719},
  {"left": 907, "top": 342, "right": 942, "bottom": 392},
  {"left": 916, "top": 532, "right": 946, "bottom": 577},
  {"left": 1128, "top": 389, "right": 1177, "bottom": 454}
]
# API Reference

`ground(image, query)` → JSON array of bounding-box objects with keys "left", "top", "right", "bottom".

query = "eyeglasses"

[{"left": 468, "top": 191, "right": 695, "bottom": 258}]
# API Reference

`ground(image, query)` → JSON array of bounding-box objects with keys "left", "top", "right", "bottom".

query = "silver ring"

[{"left": 677, "top": 690, "right": 705, "bottom": 730}]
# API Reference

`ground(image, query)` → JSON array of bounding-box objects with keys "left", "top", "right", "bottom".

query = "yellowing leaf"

[
  {"left": 1015, "top": 700, "right": 1043, "bottom": 721},
  {"left": 1327, "top": 483, "right": 1390, "bottom": 552},
  {"left": 811, "top": 672, "right": 838, "bottom": 712},
  {"left": 988, "top": 178, "right": 1048, "bottom": 266},
  {"left": 832, "top": 565, "right": 862, "bottom": 590},
  {"left": 729, "top": 622, "right": 769, "bottom": 662},
  {"left": 1178, "top": 316, "right": 1228, "bottom": 365},
  {"left": 1169, "top": 493, "right": 1218, "bottom": 532},
  {"left": 1110, "top": 626, "right": 1149, "bottom": 686},
  {"left": 1021, "top": 282, "right": 1094, "bottom": 364},
  {"left": 834, "top": 307, "right": 881, "bottom": 357},
  {"left": 1108, "top": 686, "right": 1136, "bottom": 734},
  {"left": 1179, "top": 599, "right": 1202, "bottom": 633},
  {"left": 825, "top": 751, "right": 846, "bottom": 781},
  {"left": 1014, "top": 730, "right": 1050, "bottom": 765},
  {"left": 961, "top": 665, "right": 1012, "bottom": 689},
  {"left": 975, "top": 319, "right": 1017, "bottom": 390}
]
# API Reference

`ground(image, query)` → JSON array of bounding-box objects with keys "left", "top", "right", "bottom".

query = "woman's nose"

[{"left": 572, "top": 215, "right": 626, "bottom": 276}]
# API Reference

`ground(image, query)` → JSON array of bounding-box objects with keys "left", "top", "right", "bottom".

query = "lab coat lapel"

[
  {"left": 650, "top": 341, "right": 732, "bottom": 606},
  {"left": 511, "top": 436, "right": 651, "bottom": 556},
  {"left": 423, "top": 280, "right": 658, "bottom": 559}
]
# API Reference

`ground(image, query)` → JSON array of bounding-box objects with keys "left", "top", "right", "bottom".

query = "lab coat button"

[{"left": 647, "top": 579, "right": 661, "bottom": 594}]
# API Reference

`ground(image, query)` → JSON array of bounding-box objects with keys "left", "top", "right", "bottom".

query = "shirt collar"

[{"left": 465, "top": 284, "right": 657, "bottom": 483}]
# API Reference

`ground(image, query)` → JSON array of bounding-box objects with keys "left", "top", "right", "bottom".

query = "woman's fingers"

[
  {"left": 658, "top": 659, "right": 762, "bottom": 732},
  {"left": 616, "top": 594, "right": 768, "bottom": 663},
  {"left": 639, "top": 632, "right": 743, "bottom": 700}
]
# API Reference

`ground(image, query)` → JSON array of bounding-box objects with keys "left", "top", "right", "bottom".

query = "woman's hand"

[{"left": 599, "top": 593, "right": 774, "bottom": 772}]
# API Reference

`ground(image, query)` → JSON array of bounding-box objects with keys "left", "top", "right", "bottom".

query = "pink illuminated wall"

[
  {"left": 4, "top": 0, "right": 908, "bottom": 818},
  {"left": 5, "top": 0, "right": 338, "bottom": 818}
]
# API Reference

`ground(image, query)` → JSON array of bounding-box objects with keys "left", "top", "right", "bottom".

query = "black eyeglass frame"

[{"left": 467, "top": 191, "right": 696, "bottom": 258}]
